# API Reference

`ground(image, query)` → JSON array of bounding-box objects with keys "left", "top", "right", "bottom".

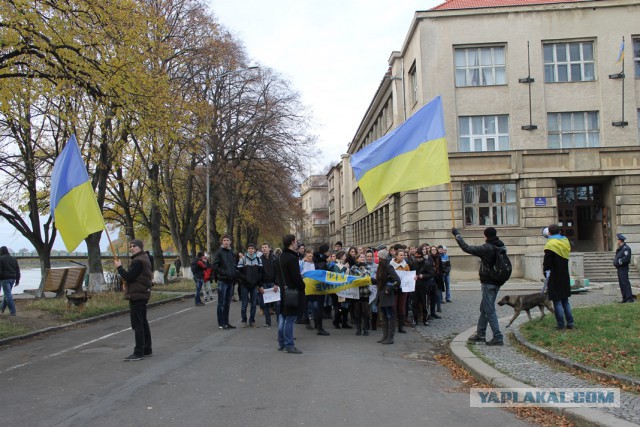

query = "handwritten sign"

[
  {"left": 398, "top": 270, "right": 416, "bottom": 293},
  {"left": 262, "top": 287, "right": 280, "bottom": 304},
  {"left": 337, "top": 287, "right": 360, "bottom": 300}
]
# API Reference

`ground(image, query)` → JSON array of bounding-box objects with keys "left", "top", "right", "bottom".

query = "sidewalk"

[{"left": 439, "top": 281, "right": 640, "bottom": 426}]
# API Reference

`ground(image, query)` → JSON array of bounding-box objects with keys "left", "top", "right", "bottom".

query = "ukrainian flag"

[
  {"left": 350, "top": 96, "right": 450, "bottom": 211},
  {"left": 50, "top": 135, "right": 105, "bottom": 252}
]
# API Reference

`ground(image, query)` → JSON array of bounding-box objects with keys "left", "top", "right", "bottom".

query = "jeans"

[
  {"left": 260, "top": 283, "right": 280, "bottom": 325},
  {"left": 553, "top": 298, "right": 574, "bottom": 328},
  {"left": 194, "top": 278, "right": 204, "bottom": 304},
  {"left": 1, "top": 279, "right": 16, "bottom": 315},
  {"left": 380, "top": 305, "right": 395, "bottom": 320},
  {"left": 240, "top": 286, "right": 258, "bottom": 323},
  {"left": 444, "top": 274, "right": 451, "bottom": 301},
  {"left": 278, "top": 314, "right": 296, "bottom": 349},
  {"left": 477, "top": 283, "right": 502, "bottom": 341},
  {"left": 203, "top": 281, "right": 213, "bottom": 300},
  {"left": 216, "top": 281, "right": 234, "bottom": 327},
  {"left": 129, "top": 300, "right": 152, "bottom": 356}
]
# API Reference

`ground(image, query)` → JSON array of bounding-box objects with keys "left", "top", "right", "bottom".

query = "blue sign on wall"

[{"left": 534, "top": 197, "right": 547, "bottom": 207}]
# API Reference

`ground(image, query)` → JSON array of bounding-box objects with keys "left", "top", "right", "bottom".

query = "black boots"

[
  {"left": 315, "top": 318, "right": 330, "bottom": 336},
  {"left": 382, "top": 317, "right": 395, "bottom": 344},
  {"left": 377, "top": 316, "right": 388, "bottom": 343},
  {"left": 397, "top": 315, "right": 406, "bottom": 333},
  {"left": 341, "top": 308, "right": 352, "bottom": 329},
  {"left": 371, "top": 312, "right": 378, "bottom": 331}
]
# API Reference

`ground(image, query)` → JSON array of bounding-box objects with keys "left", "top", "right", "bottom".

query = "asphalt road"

[{"left": 1, "top": 295, "right": 534, "bottom": 427}]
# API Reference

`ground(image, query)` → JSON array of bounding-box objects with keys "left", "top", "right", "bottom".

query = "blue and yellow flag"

[
  {"left": 50, "top": 135, "right": 105, "bottom": 252},
  {"left": 615, "top": 39, "right": 624, "bottom": 65},
  {"left": 350, "top": 96, "right": 450, "bottom": 211},
  {"left": 303, "top": 270, "right": 372, "bottom": 295}
]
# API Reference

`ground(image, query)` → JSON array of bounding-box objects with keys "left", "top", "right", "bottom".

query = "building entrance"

[{"left": 556, "top": 184, "right": 607, "bottom": 252}]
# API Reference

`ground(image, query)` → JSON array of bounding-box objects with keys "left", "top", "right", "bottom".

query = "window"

[
  {"left": 634, "top": 38, "right": 640, "bottom": 78},
  {"left": 458, "top": 115, "right": 509, "bottom": 152},
  {"left": 408, "top": 62, "right": 418, "bottom": 104},
  {"left": 455, "top": 46, "right": 506, "bottom": 87},
  {"left": 547, "top": 112, "right": 599, "bottom": 148},
  {"left": 463, "top": 183, "right": 518, "bottom": 226},
  {"left": 544, "top": 41, "right": 595, "bottom": 82}
]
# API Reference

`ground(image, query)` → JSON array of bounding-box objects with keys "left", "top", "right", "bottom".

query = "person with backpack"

[
  {"left": 191, "top": 252, "right": 207, "bottom": 306},
  {"left": 452, "top": 227, "right": 508, "bottom": 346}
]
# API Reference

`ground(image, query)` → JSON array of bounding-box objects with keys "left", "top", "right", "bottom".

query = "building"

[
  {"left": 299, "top": 174, "right": 329, "bottom": 249},
  {"left": 329, "top": 0, "right": 640, "bottom": 280}
]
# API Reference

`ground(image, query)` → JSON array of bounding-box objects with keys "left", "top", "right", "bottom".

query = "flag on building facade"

[
  {"left": 615, "top": 38, "right": 624, "bottom": 65},
  {"left": 50, "top": 135, "right": 105, "bottom": 252},
  {"left": 350, "top": 95, "right": 451, "bottom": 211}
]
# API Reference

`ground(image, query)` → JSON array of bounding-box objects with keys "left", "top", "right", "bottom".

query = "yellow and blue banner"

[
  {"left": 50, "top": 135, "right": 105, "bottom": 252},
  {"left": 303, "top": 270, "right": 371, "bottom": 295},
  {"left": 615, "top": 38, "right": 624, "bottom": 65},
  {"left": 350, "top": 96, "right": 450, "bottom": 211}
]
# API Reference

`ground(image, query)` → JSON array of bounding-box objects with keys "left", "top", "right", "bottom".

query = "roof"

[{"left": 431, "top": 0, "right": 591, "bottom": 10}]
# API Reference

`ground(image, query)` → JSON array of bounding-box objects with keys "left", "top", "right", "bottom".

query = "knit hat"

[
  {"left": 484, "top": 227, "right": 497, "bottom": 238},
  {"left": 377, "top": 249, "right": 390, "bottom": 260},
  {"left": 376, "top": 244, "right": 387, "bottom": 251},
  {"left": 130, "top": 239, "right": 144, "bottom": 250}
]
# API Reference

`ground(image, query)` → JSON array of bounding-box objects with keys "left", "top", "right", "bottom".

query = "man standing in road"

[
  {"left": 0, "top": 246, "right": 20, "bottom": 316},
  {"left": 452, "top": 227, "right": 505, "bottom": 346},
  {"left": 277, "top": 234, "right": 304, "bottom": 354},
  {"left": 259, "top": 243, "right": 280, "bottom": 328},
  {"left": 213, "top": 234, "right": 238, "bottom": 330},
  {"left": 614, "top": 233, "right": 635, "bottom": 303},
  {"left": 191, "top": 252, "right": 207, "bottom": 306},
  {"left": 115, "top": 239, "right": 153, "bottom": 361}
]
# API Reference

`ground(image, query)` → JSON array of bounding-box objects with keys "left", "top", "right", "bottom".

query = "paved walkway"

[{"left": 413, "top": 279, "right": 639, "bottom": 426}]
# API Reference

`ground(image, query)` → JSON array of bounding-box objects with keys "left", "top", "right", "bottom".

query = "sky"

[{"left": 0, "top": 0, "right": 442, "bottom": 253}]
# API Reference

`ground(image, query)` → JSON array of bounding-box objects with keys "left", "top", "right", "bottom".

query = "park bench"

[{"left": 43, "top": 267, "right": 86, "bottom": 297}]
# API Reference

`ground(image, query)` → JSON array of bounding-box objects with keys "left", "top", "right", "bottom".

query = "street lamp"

[{"left": 206, "top": 66, "right": 259, "bottom": 256}]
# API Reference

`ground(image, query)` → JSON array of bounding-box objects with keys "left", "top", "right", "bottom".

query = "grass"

[
  {"left": 520, "top": 302, "right": 640, "bottom": 380},
  {"left": 153, "top": 278, "right": 201, "bottom": 292},
  {"left": 0, "top": 321, "right": 31, "bottom": 339},
  {"left": 25, "top": 291, "right": 178, "bottom": 322}
]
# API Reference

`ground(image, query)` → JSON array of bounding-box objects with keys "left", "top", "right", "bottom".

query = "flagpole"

[
  {"left": 104, "top": 228, "right": 119, "bottom": 262},
  {"left": 448, "top": 182, "right": 455, "bottom": 227}
]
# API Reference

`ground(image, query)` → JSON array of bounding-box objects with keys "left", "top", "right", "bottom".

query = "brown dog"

[
  {"left": 498, "top": 293, "right": 554, "bottom": 328},
  {"left": 66, "top": 290, "right": 91, "bottom": 312}
]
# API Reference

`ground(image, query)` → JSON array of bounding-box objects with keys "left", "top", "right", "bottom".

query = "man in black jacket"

[
  {"left": 115, "top": 239, "right": 153, "bottom": 361},
  {"left": 452, "top": 227, "right": 505, "bottom": 346},
  {"left": 614, "top": 233, "right": 634, "bottom": 303},
  {"left": 0, "top": 246, "right": 20, "bottom": 316},
  {"left": 213, "top": 234, "right": 238, "bottom": 330},
  {"left": 277, "top": 234, "right": 304, "bottom": 354}
]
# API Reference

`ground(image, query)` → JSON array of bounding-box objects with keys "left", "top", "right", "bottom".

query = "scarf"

[{"left": 544, "top": 235, "right": 570, "bottom": 259}]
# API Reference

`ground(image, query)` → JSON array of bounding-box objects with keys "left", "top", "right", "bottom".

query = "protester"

[
  {"left": 543, "top": 224, "right": 575, "bottom": 329},
  {"left": 411, "top": 247, "right": 433, "bottom": 326},
  {"left": 332, "top": 250, "right": 351, "bottom": 329},
  {"left": 259, "top": 243, "right": 280, "bottom": 327},
  {"left": 277, "top": 234, "right": 305, "bottom": 354},
  {"left": 375, "top": 249, "right": 400, "bottom": 345},
  {"left": 312, "top": 244, "right": 331, "bottom": 336},
  {"left": 452, "top": 227, "right": 505, "bottom": 346},
  {"left": 614, "top": 233, "right": 634, "bottom": 303},
  {"left": 115, "top": 239, "right": 153, "bottom": 361},
  {"left": 365, "top": 250, "right": 378, "bottom": 330},
  {"left": 350, "top": 253, "right": 372, "bottom": 336},
  {"left": 0, "top": 246, "right": 20, "bottom": 316},
  {"left": 299, "top": 249, "right": 316, "bottom": 330},
  {"left": 439, "top": 245, "right": 452, "bottom": 302},
  {"left": 390, "top": 248, "right": 410, "bottom": 334},
  {"left": 213, "top": 234, "right": 238, "bottom": 330},
  {"left": 237, "top": 243, "right": 263, "bottom": 328},
  {"left": 191, "top": 252, "right": 207, "bottom": 306},
  {"left": 430, "top": 246, "right": 444, "bottom": 313},
  {"left": 202, "top": 255, "right": 214, "bottom": 302}
]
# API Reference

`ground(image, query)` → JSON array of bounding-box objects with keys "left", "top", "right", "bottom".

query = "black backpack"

[{"left": 488, "top": 246, "right": 511, "bottom": 286}]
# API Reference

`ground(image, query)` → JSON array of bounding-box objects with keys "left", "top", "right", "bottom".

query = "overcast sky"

[{"left": 1, "top": 0, "right": 442, "bottom": 252}]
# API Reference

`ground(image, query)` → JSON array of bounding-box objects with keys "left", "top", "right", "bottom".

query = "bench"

[{"left": 43, "top": 267, "right": 87, "bottom": 297}]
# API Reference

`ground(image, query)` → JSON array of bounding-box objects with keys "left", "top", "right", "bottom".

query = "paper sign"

[
  {"left": 262, "top": 287, "right": 280, "bottom": 304},
  {"left": 368, "top": 285, "right": 377, "bottom": 305},
  {"left": 337, "top": 287, "right": 360, "bottom": 300},
  {"left": 398, "top": 270, "right": 416, "bottom": 293}
]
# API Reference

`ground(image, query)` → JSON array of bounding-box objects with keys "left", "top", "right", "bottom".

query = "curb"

[
  {"left": 512, "top": 328, "right": 640, "bottom": 390},
  {"left": 0, "top": 293, "right": 192, "bottom": 347},
  {"left": 450, "top": 323, "right": 637, "bottom": 427}
]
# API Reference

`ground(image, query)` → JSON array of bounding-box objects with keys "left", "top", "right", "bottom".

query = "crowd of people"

[{"left": 192, "top": 234, "right": 454, "bottom": 352}]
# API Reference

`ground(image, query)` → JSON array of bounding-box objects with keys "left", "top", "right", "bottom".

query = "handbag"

[{"left": 279, "top": 257, "right": 299, "bottom": 308}]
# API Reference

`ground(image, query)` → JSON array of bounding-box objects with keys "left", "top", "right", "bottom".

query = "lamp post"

[{"left": 206, "top": 66, "right": 259, "bottom": 256}]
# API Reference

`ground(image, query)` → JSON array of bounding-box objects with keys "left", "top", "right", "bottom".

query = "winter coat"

[
  {"left": 350, "top": 263, "right": 372, "bottom": 299},
  {"left": 118, "top": 251, "right": 153, "bottom": 302},
  {"left": 543, "top": 235, "right": 571, "bottom": 301},
  {"left": 614, "top": 243, "right": 632, "bottom": 269},
  {"left": 277, "top": 248, "right": 305, "bottom": 316},
  {"left": 212, "top": 246, "right": 238, "bottom": 283},
  {"left": 0, "top": 247, "right": 20, "bottom": 283},
  {"left": 191, "top": 257, "right": 206, "bottom": 280},
  {"left": 260, "top": 252, "right": 278, "bottom": 284},
  {"left": 453, "top": 234, "right": 506, "bottom": 285},
  {"left": 237, "top": 253, "right": 263, "bottom": 288},
  {"left": 376, "top": 261, "right": 400, "bottom": 308}
]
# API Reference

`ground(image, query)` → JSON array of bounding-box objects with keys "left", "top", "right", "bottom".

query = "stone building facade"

[
  {"left": 299, "top": 175, "right": 329, "bottom": 249},
  {"left": 327, "top": 0, "right": 640, "bottom": 280}
]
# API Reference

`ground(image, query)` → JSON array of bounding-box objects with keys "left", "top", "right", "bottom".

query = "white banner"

[{"left": 337, "top": 286, "right": 360, "bottom": 300}]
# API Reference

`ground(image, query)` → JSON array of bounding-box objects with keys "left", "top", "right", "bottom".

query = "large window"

[
  {"left": 544, "top": 41, "right": 595, "bottom": 82},
  {"left": 455, "top": 46, "right": 506, "bottom": 87},
  {"left": 634, "top": 38, "right": 640, "bottom": 78},
  {"left": 547, "top": 112, "right": 600, "bottom": 148},
  {"left": 458, "top": 115, "right": 509, "bottom": 152},
  {"left": 463, "top": 183, "right": 518, "bottom": 226},
  {"left": 408, "top": 61, "right": 418, "bottom": 104}
]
